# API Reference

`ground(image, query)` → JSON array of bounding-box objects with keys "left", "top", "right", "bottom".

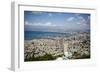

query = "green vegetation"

[
  {"left": 24, "top": 53, "right": 63, "bottom": 62},
  {"left": 71, "top": 51, "right": 90, "bottom": 59}
]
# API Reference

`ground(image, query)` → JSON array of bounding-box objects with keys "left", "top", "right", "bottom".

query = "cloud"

[
  {"left": 48, "top": 13, "right": 53, "bottom": 16},
  {"left": 67, "top": 17, "right": 75, "bottom": 21},
  {"left": 35, "top": 22, "right": 52, "bottom": 26},
  {"left": 25, "top": 21, "right": 28, "bottom": 25},
  {"left": 66, "top": 14, "right": 89, "bottom": 28},
  {"left": 73, "top": 14, "right": 88, "bottom": 26},
  {"left": 44, "top": 22, "right": 52, "bottom": 26},
  {"left": 77, "top": 16, "right": 87, "bottom": 26},
  {"left": 74, "top": 14, "right": 86, "bottom": 22},
  {"left": 78, "top": 16, "right": 86, "bottom": 22},
  {"left": 76, "top": 22, "right": 81, "bottom": 25},
  {"left": 76, "top": 22, "right": 87, "bottom": 26},
  {"left": 25, "top": 21, "right": 58, "bottom": 27},
  {"left": 25, "top": 23, "right": 68, "bottom": 32},
  {"left": 25, "top": 21, "right": 33, "bottom": 25}
]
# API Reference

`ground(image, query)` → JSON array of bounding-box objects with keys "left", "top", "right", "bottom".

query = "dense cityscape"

[{"left": 24, "top": 32, "right": 90, "bottom": 61}]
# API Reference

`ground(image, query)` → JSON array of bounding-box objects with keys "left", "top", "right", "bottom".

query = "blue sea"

[{"left": 24, "top": 31, "right": 72, "bottom": 40}]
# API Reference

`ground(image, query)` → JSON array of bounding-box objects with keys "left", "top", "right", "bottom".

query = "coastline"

[{"left": 24, "top": 32, "right": 90, "bottom": 61}]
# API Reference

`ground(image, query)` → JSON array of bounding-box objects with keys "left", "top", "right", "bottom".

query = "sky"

[{"left": 24, "top": 11, "right": 90, "bottom": 32}]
